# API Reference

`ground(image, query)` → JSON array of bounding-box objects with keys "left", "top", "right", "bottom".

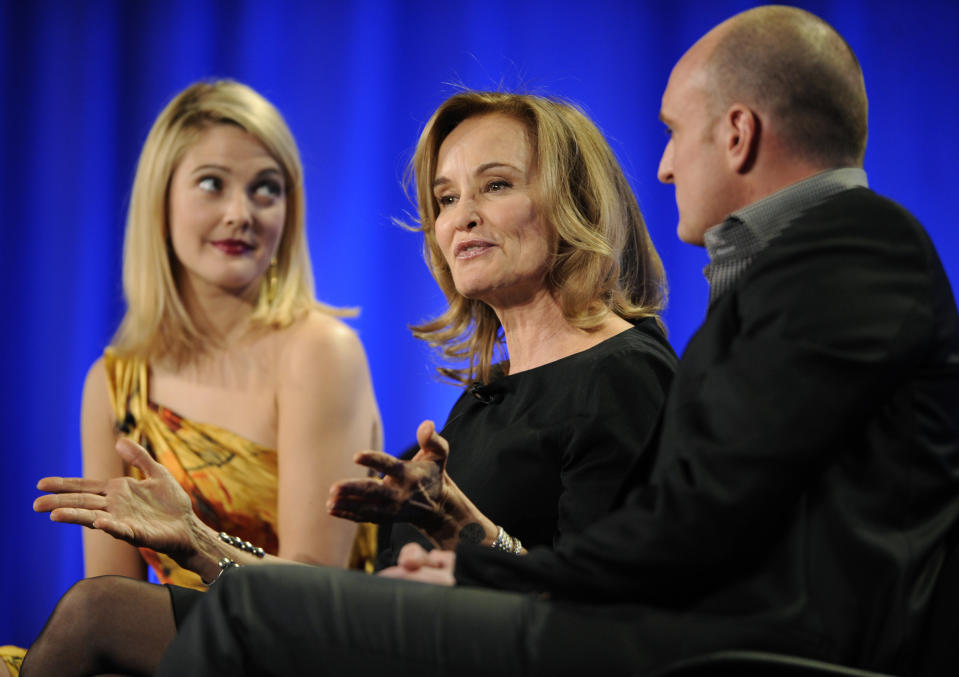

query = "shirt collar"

[{"left": 704, "top": 167, "right": 869, "bottom": 263}]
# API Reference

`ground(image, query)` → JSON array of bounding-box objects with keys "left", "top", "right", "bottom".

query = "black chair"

[
  {"left": 645, "top": 650, "right": 896, "bottom": 677},
  {"left": 648, "top": 532, "right": 959, "bottom": 677},
  {"left": 914, "top": 528, "right": 959, "bottom": 676}
]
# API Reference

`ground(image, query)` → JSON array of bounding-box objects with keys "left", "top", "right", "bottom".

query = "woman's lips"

[
  {"left": 211, "top": 239, "right": 253, "bottom": 256},
  {"left": 455, "top": 240, "right": 494, "bottom": 259}
]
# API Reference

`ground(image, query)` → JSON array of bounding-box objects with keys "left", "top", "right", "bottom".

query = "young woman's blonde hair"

[
  {"left": 112, "top": 80, "right": 343, "bottom": 362},
  {"left": 409, "top": 91, "right": 667, "bottom": 385}
]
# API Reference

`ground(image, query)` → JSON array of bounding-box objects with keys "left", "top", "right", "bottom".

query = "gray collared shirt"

[{"left": 703, "top": 167, "right": 869, "bottom": 303}]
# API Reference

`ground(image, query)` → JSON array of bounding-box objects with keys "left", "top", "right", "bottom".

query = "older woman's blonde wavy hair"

[
  {"left": 112, "top": 80, "right": 345, "bottom": 363},
  {"left": 409, "top": 91, "right": 667, "bottom": 385}
]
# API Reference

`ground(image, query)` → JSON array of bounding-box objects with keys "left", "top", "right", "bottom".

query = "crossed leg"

[
  {"left": 20, "top": 576, "right": 175, "bottom": 677},
  {"left": 155, "top": 564, "right": 539, "bottom": 677}
]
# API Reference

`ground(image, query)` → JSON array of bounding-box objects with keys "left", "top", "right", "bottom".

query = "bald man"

[{"left": 151, "top": 7, "right": 959, "bottom": 676}]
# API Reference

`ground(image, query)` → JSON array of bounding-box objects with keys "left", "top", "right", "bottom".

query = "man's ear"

[{"left": 725, "top": 104, "right": 759, "bottom": 174}]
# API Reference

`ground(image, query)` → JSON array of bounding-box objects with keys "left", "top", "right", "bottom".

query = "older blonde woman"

[
  {"left": 19, "top": 80, "right": 380, "bottom": 676},
  {"left": 329, "top": 91, "right": 676, "bottom": 564}
]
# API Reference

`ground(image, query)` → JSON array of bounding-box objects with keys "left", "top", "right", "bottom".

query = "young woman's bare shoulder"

[
  {"left": 86, "top": 354, "right": 105, "bottom": 376},
  {"left": 82, "top": 356, "right": 109, "bottom": 408},
  {"left": 276, "top": 309, "right": 367, "bottom": 382}
]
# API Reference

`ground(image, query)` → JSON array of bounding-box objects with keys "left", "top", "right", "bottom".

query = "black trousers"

[{"left": 154, "top": 565, "right": 829, "bottom": 676}]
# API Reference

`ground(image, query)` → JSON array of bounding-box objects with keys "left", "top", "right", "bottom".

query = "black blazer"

[{"left": 454, "top": 187, "right": 959, "bottom": 673}]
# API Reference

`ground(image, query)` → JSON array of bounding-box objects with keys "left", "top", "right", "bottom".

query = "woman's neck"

[
  {"left": 495, "top": 290, "right": 632, "bottom": 375},
  {"left": 177, "top": 272, "right": 259, "bottom": 347}
]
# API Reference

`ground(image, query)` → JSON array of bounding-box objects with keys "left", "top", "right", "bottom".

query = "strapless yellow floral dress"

[
  {"left": 104, "top": 351, "right": 376, "bottom": 581},
  {"left": 104, "top": 350, "right": 282, "bottom": 588},
  {"left": 2, "top": 353, "right": 376, "bottom": 675}
]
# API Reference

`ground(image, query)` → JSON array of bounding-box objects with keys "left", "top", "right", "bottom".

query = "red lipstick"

[{"left": 211, "top": 239, "right": 253, "bottom": 256}]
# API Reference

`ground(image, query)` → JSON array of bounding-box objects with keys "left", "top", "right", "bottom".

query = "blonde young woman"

[
  {"left": 82, "top": 80, "right": 380, "bottom": 589},
  {"left": 15, "top": 80, "right": 380, "bottom": 676}
]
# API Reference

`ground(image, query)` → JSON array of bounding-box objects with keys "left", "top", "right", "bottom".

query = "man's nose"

[{"left": 657, "top": 141, "right": 674, "bottom": 184}]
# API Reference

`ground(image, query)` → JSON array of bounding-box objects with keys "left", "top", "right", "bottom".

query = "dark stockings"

[{"left": 20, "top": 576, "right": 176, "bottom": 677}]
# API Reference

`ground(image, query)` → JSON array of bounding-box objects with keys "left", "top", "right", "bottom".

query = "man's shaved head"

[{"left": 702, "top": 5, "right": 868, "bottom": 166}]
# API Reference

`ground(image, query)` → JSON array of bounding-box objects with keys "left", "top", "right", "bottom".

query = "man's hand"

[{"left": 377, "top": 542, "right": 456, "bottom": 586}]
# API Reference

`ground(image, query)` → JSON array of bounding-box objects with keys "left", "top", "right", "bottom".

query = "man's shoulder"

[
  {"left": 757, "top": 186, "right": 928, "bottom": 260},
  {"left": 803, "top": 186, "right": 921, "bottom": 232},
  {"left": 730, "top": 185, "right": 948, "bottom": 327}
]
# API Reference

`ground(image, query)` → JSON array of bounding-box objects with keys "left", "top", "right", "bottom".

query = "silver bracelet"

[
  {"left": 511, "top": 533, "right": 523, "bottom": 554},
  {"left": 202, "top": 557, "right": 240, "bottom": 585},
  {"left": 491, "top": 525, "right": 523, "bottom": 555},
  {"left": 201, "top": 532, "right": 265, "bottom": 586},
  {"left": 491, "top": 525, "right": 509, "bottom": 551}
]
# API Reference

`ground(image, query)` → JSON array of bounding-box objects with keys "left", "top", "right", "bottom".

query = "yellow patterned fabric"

[
  {"left": 104, "top": 350, "right": 279, "bottom": 589},
  {"left": 0, "top": 646, "right": 24, "bottom": 676},
  {"left": 348, "top": 519, "right": 378, "bottom": 573}
]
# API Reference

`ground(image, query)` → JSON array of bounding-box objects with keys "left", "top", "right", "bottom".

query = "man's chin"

[{"left": 676, "top": 222, "right": 707, "bottom": 247}]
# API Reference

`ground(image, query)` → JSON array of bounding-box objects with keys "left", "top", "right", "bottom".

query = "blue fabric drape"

[{"left": 2, "top": 0, "right": 956, "bottom": 648}]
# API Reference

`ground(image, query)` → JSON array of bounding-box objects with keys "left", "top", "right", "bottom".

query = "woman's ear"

[{"left": 725, "top": 104, "right": 759, "bottom": 174}]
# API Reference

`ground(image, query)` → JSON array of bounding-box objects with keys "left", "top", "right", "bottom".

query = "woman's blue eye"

[
  {"left": 486, "top": 180, "right": 511, "bottom": 192},
  {"left": 437, "top": 194, "right": 456, "bottom": 208}
]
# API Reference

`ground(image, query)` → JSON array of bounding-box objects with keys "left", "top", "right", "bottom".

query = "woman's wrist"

[
  {"left": 424, "top": 478, "right": 497, "bottom": 549},
  {"left": 180, "top": 516, "right": 224, "bottom": 583}
]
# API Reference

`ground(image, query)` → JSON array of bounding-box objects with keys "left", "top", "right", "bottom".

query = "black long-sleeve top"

[{"left": 378, "top": 318, "right": 676, "bottom": 566}]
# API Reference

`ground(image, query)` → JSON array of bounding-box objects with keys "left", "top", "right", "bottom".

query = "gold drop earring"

[{"left": 267, "top": 257, "right": 278, "bottom": 304}]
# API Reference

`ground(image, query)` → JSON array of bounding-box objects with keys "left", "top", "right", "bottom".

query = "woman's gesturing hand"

[
  {"left": 327, "top": 420, "right": 453, "bottom": 533},
  {"left": 34, "top": 438, "right": 199, "bottom": 563}
]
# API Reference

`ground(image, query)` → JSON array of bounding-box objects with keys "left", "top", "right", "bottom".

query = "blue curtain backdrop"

[{"left": 1, "top": 0, "right": 956, "bottom": 646}]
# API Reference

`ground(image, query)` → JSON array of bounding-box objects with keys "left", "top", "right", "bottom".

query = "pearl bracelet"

[{"left": 218, "top": 531, "right": 266, "bottom": 558}]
